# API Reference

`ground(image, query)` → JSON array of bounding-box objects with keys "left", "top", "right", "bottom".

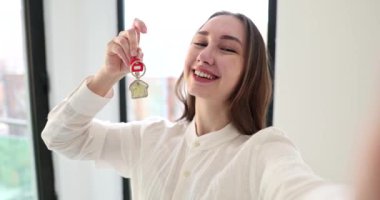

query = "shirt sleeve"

[
  {"left": 41, "top": 78, "right": 142, "bottom": 178},
  {"left": 252, "top": 127, "right": 353, "bottom": 200}
]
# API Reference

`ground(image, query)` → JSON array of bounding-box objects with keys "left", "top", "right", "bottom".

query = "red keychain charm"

[
  {"left": 130, "top": 57, "right": 144, "bottom": 73},
  {"left": 129, "top": 56, "right": 149, "bottom": 99}
]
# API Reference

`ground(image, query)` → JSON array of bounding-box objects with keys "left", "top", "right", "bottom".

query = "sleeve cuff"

[{"left": 68, "top": 77, "right": 114, "bottom": 116}]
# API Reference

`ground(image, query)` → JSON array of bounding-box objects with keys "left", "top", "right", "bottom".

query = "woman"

[{"left": 42, "top": 11, "right": 349, "bottom": 199}]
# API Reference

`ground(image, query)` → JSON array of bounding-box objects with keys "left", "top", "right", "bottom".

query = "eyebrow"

[{"left": 197, "top": 31, "right": 243, "bottom": 46}]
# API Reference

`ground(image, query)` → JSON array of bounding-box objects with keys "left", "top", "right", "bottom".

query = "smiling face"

[{"left": 184, "top": 15, "right": 246, "bottom": 104}]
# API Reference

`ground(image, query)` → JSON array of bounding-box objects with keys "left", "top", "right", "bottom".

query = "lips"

[{"left": 192, "top": 69, "right": 219, "bottom": 80}]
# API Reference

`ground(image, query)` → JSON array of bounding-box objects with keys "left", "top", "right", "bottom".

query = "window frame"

[
  {"left": 267, "top": 0, "right": 277, "bottom": 126},
  {"left": 24, "top": 0, "right": 57, "bottom": 199}
]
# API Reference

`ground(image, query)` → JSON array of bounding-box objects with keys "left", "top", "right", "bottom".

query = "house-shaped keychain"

[{"left": 129, "top": 79, "right": 149, "bottom": 99}]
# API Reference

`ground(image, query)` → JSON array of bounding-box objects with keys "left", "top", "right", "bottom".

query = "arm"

[
  {"left": 41, "top": 18, "right": 148, "bottom": 177},
  {"left": 41, "top": 79, "right": 143, "bottom": 177},
  {"left": 354, "top": 92, "right": 380, "bottom": 200},
  {"left": 253, "top": 128, "right": 351, "bottom": 200}
]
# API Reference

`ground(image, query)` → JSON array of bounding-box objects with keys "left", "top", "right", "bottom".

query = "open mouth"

[{"left": 193, "top": 70, "right": 218, "bottom": 80}]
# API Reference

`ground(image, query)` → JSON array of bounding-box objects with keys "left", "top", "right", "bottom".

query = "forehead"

[{"left": 199, "top": 15, "right": 245, "bottom": 42}]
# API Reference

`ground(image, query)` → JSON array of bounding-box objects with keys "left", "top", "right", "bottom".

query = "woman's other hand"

[{"left": 354, "top": 82, "right": 380, "bottom": 200}]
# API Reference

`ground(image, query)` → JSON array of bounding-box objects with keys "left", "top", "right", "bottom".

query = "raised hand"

[
  {"left": 88, "top": 18, "right": 147, "bottom": 96},
  {"left": 104, "top": 18, "right": 147, "bottom": 78}
]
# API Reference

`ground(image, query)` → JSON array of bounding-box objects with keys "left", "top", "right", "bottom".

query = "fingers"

[
  {"left": 107, "top": 39, "right": 129, "bottom": 66},
  {"left": 105, "top": 18, "right": 146, "bottom": 70},
  {"left": 133, "top": 18, "right": 147, "bottom": 34},
  {"left": 120, "top": 30, "right": 139, "bottom": 57},
  {"left": 116, "top": 18, "right": 147, "bottom": 57},
  {"left": 111, "top": 37, "right": 130, "bottom": 63},
  {"left": 106, "top": 37, "right": 144, "bottom": 66},
  {"left": 138, "top": 48, "right": 144, "bottom": 59},
  {"left": 124, "top": 18, "right": 147, "bottom": 56}
]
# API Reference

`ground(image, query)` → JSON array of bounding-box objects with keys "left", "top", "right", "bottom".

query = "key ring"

[
  {"left": 128, "top": 56, "right": 149, "bottom": 99},
  {"left": 130, "top": 56, "right": 146, "bottom": 79}
]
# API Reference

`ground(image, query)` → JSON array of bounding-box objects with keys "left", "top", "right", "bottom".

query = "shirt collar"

[{"left": 184, "top": 119, "right": 241, "bottom": 150}]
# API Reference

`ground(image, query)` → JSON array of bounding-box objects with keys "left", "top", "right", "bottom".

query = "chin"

[{"left": 187, "top": 87, "right": 207, "bottom": 99}]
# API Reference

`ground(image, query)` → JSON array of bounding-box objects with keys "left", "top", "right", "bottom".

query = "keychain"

[{"left": 129, "top": 56, "right": 149, "bottom": 99}]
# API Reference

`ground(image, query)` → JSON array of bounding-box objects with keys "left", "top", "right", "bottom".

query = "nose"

[{"left": 197, "top": 45, "right": 215, "bottom": 66}]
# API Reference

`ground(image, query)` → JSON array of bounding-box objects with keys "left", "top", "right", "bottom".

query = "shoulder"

[
  {"left": 248, "top": 126, "right": 293, "bottom": 146},
  {"left": 140, "top": 116, "right": 187, "bottom": 129},
  {"left": 130, "top": 117, "right": 190, "bottom": 149},
  {"left": 127, "top": 116, "right": 189, "bottom": 135},
  {"left": 246, "top": 126, "right": 301, "bottom": 161}
]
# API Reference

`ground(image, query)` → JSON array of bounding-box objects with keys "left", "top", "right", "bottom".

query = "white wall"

[
  {"left": 274, "top": 0, "right": 380, "bottom": 182},
  {"left": 43, "top": 0, "right": 122, "bottom": 199}
]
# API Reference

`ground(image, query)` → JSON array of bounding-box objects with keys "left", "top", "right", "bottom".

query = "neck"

[{"left": 194, "top": 98, "right": 230, "bottom": 136}]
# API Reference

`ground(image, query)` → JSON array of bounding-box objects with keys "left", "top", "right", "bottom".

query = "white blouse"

[{"left": 41, "top": 80, "right": 350, "bottom": 200}]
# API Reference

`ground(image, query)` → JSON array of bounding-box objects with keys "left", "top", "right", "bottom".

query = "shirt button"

[
  {"left": 183, "top": 170, "right": 191, "bottom": 177},
  {"left": 193, "top": 141, "right": 200, "bottom": 148}
]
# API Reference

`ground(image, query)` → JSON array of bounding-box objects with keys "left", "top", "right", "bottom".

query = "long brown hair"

[{"left": 175, "top": 11, "right": 272, "bottom": 135}]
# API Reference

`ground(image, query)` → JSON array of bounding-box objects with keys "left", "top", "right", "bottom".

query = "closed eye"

[
  {"left": 193, "top": 42, "right": 207, "bottom": 47},
  {"left": 221, "top": 47, "right": 237, "bottom": 53}
]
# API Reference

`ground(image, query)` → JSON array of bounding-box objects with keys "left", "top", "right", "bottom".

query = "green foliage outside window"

[{"left": 0, "top": 135, "right": 34, "bottom": 199}]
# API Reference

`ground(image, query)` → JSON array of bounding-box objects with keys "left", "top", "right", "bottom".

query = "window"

[
  {"left": 0, "top": 0, "right": 56, "bottom": 199},
  {"left": 0, "top": 1, "right": 38, "bottom": 199}
]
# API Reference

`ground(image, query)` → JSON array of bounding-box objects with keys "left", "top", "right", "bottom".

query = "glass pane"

[
  {"left": 124, "top": 0, "right": 268, "bottom": 121},
  {"left": 0, "top": 1, "right": 38, "bottom": 199}
]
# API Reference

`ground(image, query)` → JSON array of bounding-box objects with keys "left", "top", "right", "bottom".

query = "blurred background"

[
  {"left": 0, "top": 1, "right": 37, "bottom": 199},
  {"left": 0, "top": 0, "right": 379, "bottom": 199}
]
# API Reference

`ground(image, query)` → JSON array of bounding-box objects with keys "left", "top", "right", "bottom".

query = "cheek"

[
  {"left": 226, "top": 58, "right": 244, "bottom": 77},
  {"left": 226, "top": 64, "right": 244, "bottom": 87},
  {"left": 234, "top": 58, "right": 245, "bottom": 78}
]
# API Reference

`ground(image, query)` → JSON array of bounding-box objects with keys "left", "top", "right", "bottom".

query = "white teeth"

[{"left": 194, "top": 70, "right": 215, "bottom": 80}]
